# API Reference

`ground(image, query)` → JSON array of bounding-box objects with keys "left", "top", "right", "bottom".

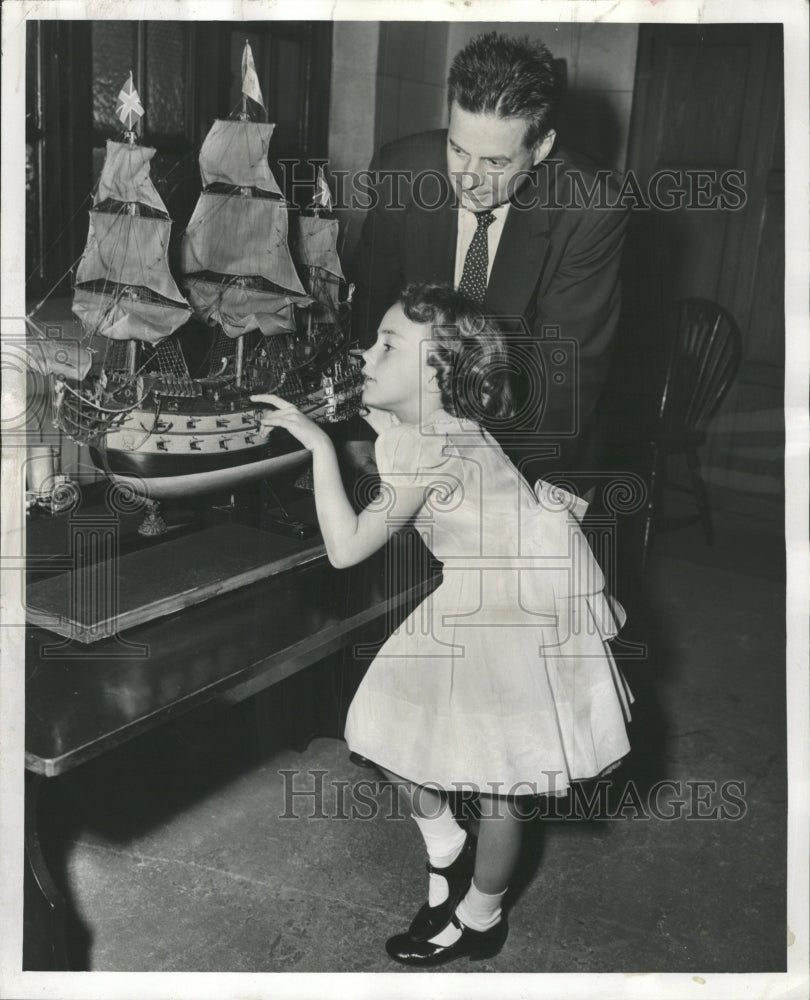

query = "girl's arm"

[{"left": 251, "top": 394, "right": 426, "bottom": 569}]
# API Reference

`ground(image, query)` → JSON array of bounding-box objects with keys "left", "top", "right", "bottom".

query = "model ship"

[{"left": 26, "top": 45, "right": 362, "bottom": 507}]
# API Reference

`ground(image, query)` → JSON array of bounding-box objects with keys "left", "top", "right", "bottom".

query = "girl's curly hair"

[{"left": 398, "top": 282, "right": 515, "bottom": 423}]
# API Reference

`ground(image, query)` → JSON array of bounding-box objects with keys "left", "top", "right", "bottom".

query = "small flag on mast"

[
  {"left": 241, "top": 41, "right": 265, "bottom": 110},
  {"left": 116, "top": 72, "right": 145, "bottom": 130},
  {"left": 313, "top": 167, "right": 333, "bottom": 211}
]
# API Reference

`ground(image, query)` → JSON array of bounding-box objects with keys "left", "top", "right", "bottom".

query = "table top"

[
  {"left": 25, "top": 490, "right": 437, "bottom": 777},
  {"left": 26, "top": 521, "right": 328, "bottom": 641}
]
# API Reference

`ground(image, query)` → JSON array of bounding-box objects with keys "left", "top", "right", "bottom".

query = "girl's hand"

[{"left": 250, "top": 393, "right": 330, "bottom": 452}]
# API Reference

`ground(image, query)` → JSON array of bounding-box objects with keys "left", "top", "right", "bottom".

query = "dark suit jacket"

[{"left": 348, "top": 129, "right": 628, "bottom": 479}]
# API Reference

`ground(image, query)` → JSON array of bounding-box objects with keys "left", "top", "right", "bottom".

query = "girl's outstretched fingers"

[
  {"left": 250, "top": 392, "right": 296, "bottom": 413},
  {"left": 249, "top": 393, "right": 329, "bottom": 451}
]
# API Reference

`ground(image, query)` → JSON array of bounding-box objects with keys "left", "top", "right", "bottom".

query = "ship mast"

[
  {"left": 234, "top": 53, "right": 252, "bottom": 388},
  {"left": 124, "top": 122, "right": 139, "bottom": 375},
  {"left": 180, "top": 42, "right": 312, "bottom": 371},
  {"left": 72, "top": 71, "right": 190, "bottom": 365}
]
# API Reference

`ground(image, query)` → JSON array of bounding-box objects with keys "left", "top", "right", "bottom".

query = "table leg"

[{"left": 23, "top": 771, "right": 69, "bottom": 971}]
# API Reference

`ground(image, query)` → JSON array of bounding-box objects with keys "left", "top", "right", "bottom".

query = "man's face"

[{"left": 446, "top": 101, "right": 555, "bottom": 212}]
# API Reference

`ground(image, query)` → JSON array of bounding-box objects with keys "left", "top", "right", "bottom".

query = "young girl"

[{"left": 251, "top": 282, "right": 632, "bottom": 967}]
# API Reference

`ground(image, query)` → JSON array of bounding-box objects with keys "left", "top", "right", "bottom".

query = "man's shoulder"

[
  {"left": 548, "top": 145, "right": 624, "bottom": 203},
  {"left": 375, "top": 129, "right": 447, "bottom": 171}
]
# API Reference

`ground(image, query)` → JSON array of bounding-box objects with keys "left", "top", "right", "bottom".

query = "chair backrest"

[{"left": 657, "top": 298, "right": 743, "bottom": 433}]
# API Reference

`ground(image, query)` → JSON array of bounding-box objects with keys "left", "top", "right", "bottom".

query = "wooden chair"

[{"left": 641, "top": 298, "right": 742, "bottom": 565}]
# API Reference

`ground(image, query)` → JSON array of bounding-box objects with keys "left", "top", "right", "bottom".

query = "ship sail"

[
  {"left": 292, "top": 167, "right": 345, "bottom": 312},
  {"left": 197, "top": 119, "right": 279, "bottom": 191},
  {"left": 73, "top": 139, "right": 191, "bottom": 343},
  {"left": 95, "top": 140, "right": 168, "bottom": 211},
  {"left": 180, "top": 119, "right": 311, "bottom": 338}
]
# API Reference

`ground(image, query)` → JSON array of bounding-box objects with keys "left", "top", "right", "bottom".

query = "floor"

[{"left": 35, "top": 503, "right": 788, "bottom": 974}]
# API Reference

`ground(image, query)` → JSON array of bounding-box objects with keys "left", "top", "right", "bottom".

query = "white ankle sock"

[
  {"left": 427, "top": 881, "right": 507, "bottom": 947},
  {"left": 455, "top": 880, "right": 507, "bottom": 932},
  {"left": 411, "top": 807, "right": 467, "bottom": 906},
  {"left": 428, "top": 917, "right": 463, "bottom": 947}
]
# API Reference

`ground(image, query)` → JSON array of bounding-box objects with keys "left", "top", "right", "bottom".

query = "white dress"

[{"left": 344, "top": 413, "right": 632, "bottom": 796}]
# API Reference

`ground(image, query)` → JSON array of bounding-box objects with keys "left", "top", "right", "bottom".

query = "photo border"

[{"left": 2, "top": 2, "right": 807, "bottom": 998}]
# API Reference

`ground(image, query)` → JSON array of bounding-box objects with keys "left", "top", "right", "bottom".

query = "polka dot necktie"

[{"left": 458, "top": 210, "right": 495, "bottom": 303}]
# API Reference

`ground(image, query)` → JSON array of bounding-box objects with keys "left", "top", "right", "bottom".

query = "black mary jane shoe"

[
  {"left": 407, "top": 835, "right": 476, "bottom": 941},
  {"left": 386, "top": 914, "right": 508, "bottom": 967}
]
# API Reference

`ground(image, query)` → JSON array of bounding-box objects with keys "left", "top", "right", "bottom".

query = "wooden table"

[{"left": 24, "top": 489, "right": 437, "bottom": 970}]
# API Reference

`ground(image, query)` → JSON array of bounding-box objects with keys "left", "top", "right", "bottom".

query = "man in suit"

[{"left": 349, "top": 31, "right": 627, "bottom": 483}]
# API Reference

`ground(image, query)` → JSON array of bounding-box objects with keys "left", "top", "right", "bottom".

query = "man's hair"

[
  {"left": 399, "top": 282, "right": 515, "bottom": 422},
  {"left": 447, "top": 32, "right": 558, "bottom": 149}
]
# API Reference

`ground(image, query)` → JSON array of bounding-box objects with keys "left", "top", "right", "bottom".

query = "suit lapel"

[
  {"left": 485, "top": 204, "right": 550, "bottom": 319},
  {"left": 409, "top": 197, "right": 457, "bottom": 285},
  {"left": 485, "top": 162, "right": 554, "bottom": 319}
]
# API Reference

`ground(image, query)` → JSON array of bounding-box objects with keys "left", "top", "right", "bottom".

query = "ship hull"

[
  {"left": 89, "top": 436, "right": 299, "bottom": 478},
  {"left": 88, "top": 402, "right": 310, "bottom": 498},
  {"left": 105, "top": 449, "right": 309, "bottom": 500}
]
